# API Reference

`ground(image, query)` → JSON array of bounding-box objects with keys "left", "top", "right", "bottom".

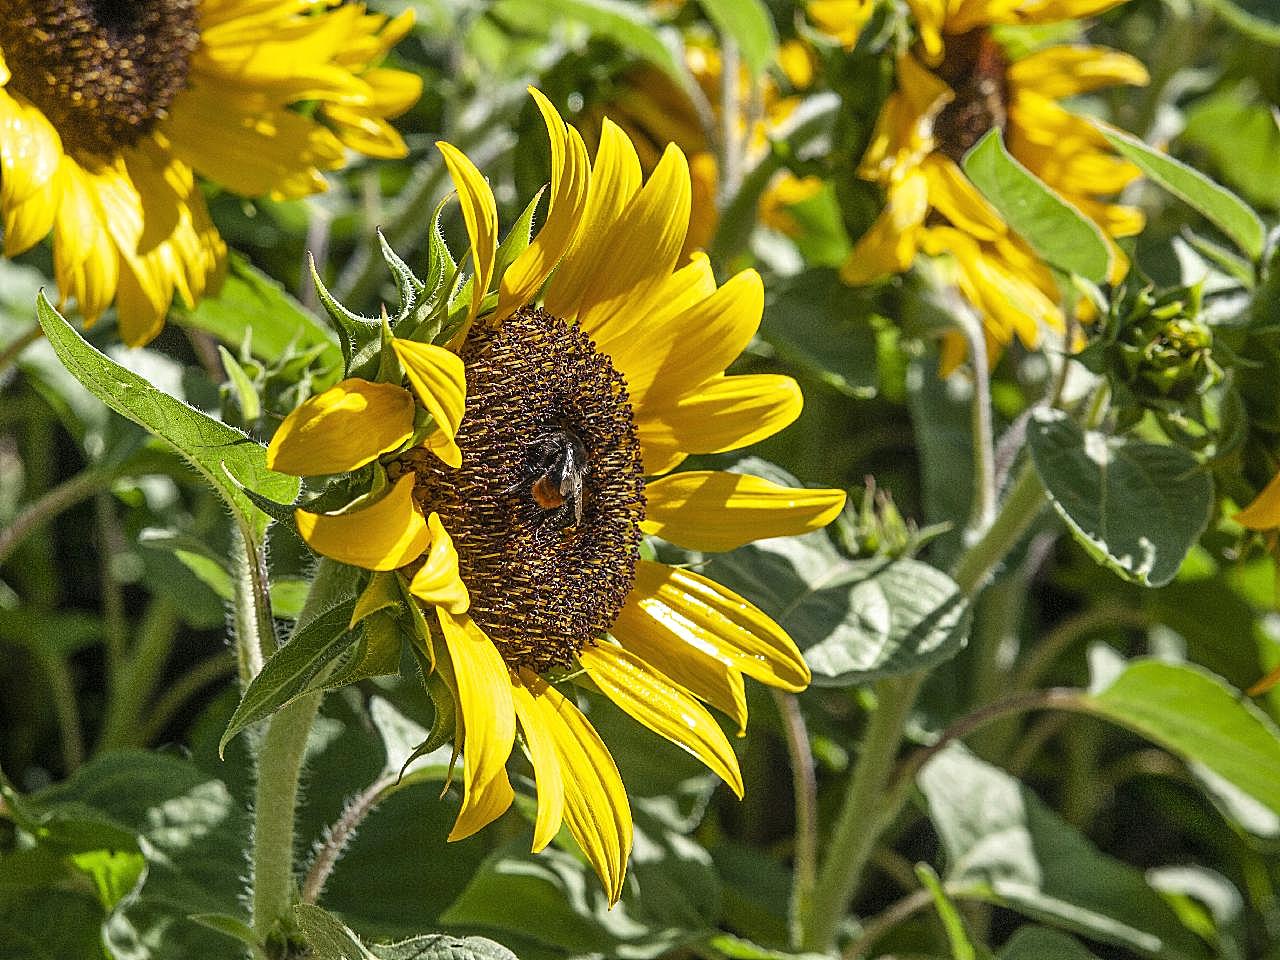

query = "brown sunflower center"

[
  {"left": 394, "top": 307, "right": 646, "bottom": 673},
  {"left": 931, "top": 28, "right": 1010, "bottom": 165},
  {"left": 0, "top": 0, "right": 200, "bottom": 157}
]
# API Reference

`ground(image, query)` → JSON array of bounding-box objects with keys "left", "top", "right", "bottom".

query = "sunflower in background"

[
  {"left": 264, "top": 90, "right": 846, "bottom": 901},
  {"left": 0, "top": 0, "right": 421, "bottom": 346},
  {"left": 577, "top": 35, "right": 823, "bottom": 258},
  {"left": 818, "top": 0, "right": 1148, "bottom": 371}
]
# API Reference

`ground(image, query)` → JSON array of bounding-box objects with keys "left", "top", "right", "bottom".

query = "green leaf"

[
  {"left": 219, "top": 597, "right": 359, "bottom": 754},
  {"left": 191, "top": 912, "right": 262, "bottom": 950},
  {"left": 1099, "top": 125, "right": 1266, "bottom": 260},
  {"left": 1181, "top": 85, "right": 1280, "bottom": 211},
  {"left": 36, "top": 292, "right": 300, "bottom": 541},
  {"left": 760, "top": 268, "right": 879, "bottom": 399},
  {"left": 217, "top": 344, "right": 262, "bottom": 421},
  {"left": 998, "top": 928, "right": 1100, "bottom": 960},
  {"left": 1083, "top": 659, "right": 1280, "bottom": 816},
  {"left": 1026, "top": 409, "right": 1212, "bottom": 587},
  {"left": 492, "top": 0, "right": 690, "bottom": 90},
  {"left": 294, "top": 903, "right": 377, "bottom": 959},
  {"left": 919, "top": 745, "right": 1211, "bottom": 959},
  {"left": 962, "top": 129, "right": 1112, "bottom": 282},
  {"left": 172, "top": 252, "right": 341, "bottom": 372},
  {"left": 372, "top": 934, "right": 520, "bottom": 960},
  {"left": 706, "top": 533, "right": 970, "bottom": 685},
  {"left": 697, "top": 0, "right": 777, "bottom": 76},
  {"left": 916, "top": 863, "right": 979, "bottom": 960}
]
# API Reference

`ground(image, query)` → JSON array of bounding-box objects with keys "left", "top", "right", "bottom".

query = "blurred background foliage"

[{"left": 3, "top": 0, "right": 1280, "bottom": 958}]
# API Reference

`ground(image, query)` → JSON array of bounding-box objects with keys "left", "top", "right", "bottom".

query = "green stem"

[
  {"left": 960, "top": 311, "right": 996, "bottom": 536},
  {"left": 248, "top": 558, "right": 346, "bottom": 951},
  {"left": 36, "top": 653, "right": 84, "bottom": 773},
  {"left": 0, "top": 322, "right": 43, "bottom": 373},
  {"left": 98, "top": 600, "right": 180, "bottom": 752},
  {"left": 772, "top": 689, "right": 818, "bottom": 946},
  {"left": 0, "top": 466, "right": 114, "bottom": 566},
  {"left": 799, "top": 673, "right": 923, "bottom": 951},
  {"left": 950, "top": 462, "right": 1046, "bottom": 596},
  {"left": 798, "top": 461, "right": 1048, "bottom": 952},
  {"left": 232, "top": 524, "right": 277, "bottom": 684}
]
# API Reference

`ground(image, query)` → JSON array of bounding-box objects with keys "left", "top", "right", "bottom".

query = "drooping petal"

[
  {"left": 612, "top": 603, "right": 749, "bottom": 734},
  {"left": 517, "top": 670, "right": 632, "bottom": 904},
  {"left": 410, "top": 513, "right": 470, "bottom": 613},
  {"left": 921, "top": 155, "right": 1005, "bottom": 242},
  {"left": 496, "top": 89, "right": 591, "bottom": 319},
  {"left": 580, "top": 643, "right": 743, "bottom": 798},
  {"left": 642, "top": 471, "right": 846, "bottom": 552},
  {"left": 391, "top": 338, "right": 467, "bottom": 468},
  {"left": 628, "top": 561, "right": 811, "bottom": 692},
  {"left": 438, "top": 141, "right": 498, "bottom": 327},
  {"left": 510, "top": 675, "right": 566, "bottom": 852},
  {"left": 839, "top": 167, "right": 929, "bottom": 285},
  {"left": 349, "top": 570, "right": 402, "bottom": 628},
  {"left": 267, "top": 378, "right": 415, "bottom": 476},
  {"left": 436, "top": 608, "right": 517, "bottom": 840},
  {"left": 1008, "top": 45, "right": 1149, "bottom": 100},
  {"left": 635, "top": 374, "right": 803, "bottom": 475},
  {"left": 295, "top": 473, "right": 429, "bottom": 571},
  {"left": 1236, "top": 471, "right": 1280, "bottom": 530}
]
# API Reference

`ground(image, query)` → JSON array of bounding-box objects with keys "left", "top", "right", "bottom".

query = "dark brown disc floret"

[
  {"left": 931, "top": 28, "right": 1010, "bottom": 165},
  {"left": 394, "top": 307, "right": 646, "bottom": 673},
  {"left": 0, "top": 0, "right": 201, "bottom": 157}
]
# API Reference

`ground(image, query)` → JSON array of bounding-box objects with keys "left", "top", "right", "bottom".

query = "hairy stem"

[
  {"left": 798, "top": 461, "right": 1048, "bottom": 952},
  {"left": 772, "top": 689, "right": 818, "bottom": 946},
  {"left": 301, "top": 772, "right": 398, "bottom": 905},
  {"left": 232, "top": 525, "right": 277, "bottom": 685}
]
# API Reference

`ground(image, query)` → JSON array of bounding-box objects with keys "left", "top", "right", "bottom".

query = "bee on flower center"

[{"left": 526, "top": 426, "right": 590, "bottom": 527}]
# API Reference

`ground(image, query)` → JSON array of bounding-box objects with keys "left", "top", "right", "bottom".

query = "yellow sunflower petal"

[
  {"left": 630, "top": 561, "right": 811, "bottom": 692},
  {"left": 605, "top": 269, "right": 763, "bottom": 405},
  {"left": 390, "top": 338, "right": 466, "bottom": 468},
  {"left": 1008, "top": 45, "right": 1149, "bottom": 99},
  {"left": 635, "top": 374, "right": 803, "bottom": 475},
  {"left": 807, "top": 0, "right": 877, "bottom": 49},
  {"left": 436, "top": 608, "right": 517, "bottom": 841},
  {"left": 611, "top": 603, "right": 748, "bottom": 734},
  {"left": 518, "top": 670, "right": 632, "bottom": 904},
  {"left": 438, "top": 141, "right": 498, "bottom": 327},
  {"left": 921, "top": 155, "right": 1005, "bottom": 241},
  {"left": 580, "top": 643, "right": 743, "bottom": 798},
  {"left": 410, "top": 513, "right": 470, "bottom": 614},
  {"left": 52, "top": 159, "right": 119, "bottom": 324},
  {"left": 267, "top": 378, "right": 415, "bottom": 476},
  {"left": 510, "top": 675, "right": 566, "bottom": 852},
  {"left": 496, "top": 89, "right": 591, "bottom": 320},
  {"left": 295, "top": 473, "right": 429, "bottom": 571},
  {"left": 840, "top": 167, "right": 929, "bottom": 284},
  {"left": 1236, "top": 471, "right": 1280, "bottom": 530},
  {"left": 0, "top": 90, "right": 61, "bottom": 254},
  {"left": 641, "top": 471, "right": 846, "bottom": 552},
  {"left": 542, "top": 117, "right": 643, "bottom": 321},
  {"left": 576, "top": 142, "right": 691, "bottom": 337}
]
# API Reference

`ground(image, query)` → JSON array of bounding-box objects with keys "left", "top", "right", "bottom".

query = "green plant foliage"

[
  {"left": 1027, "top": 409, "right": 1213, "bottom": 587},
  {"left": 963, "top": 130, "right": 1112, "bottom": 282}
]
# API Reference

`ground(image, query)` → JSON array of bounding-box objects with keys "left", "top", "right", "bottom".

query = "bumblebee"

[{"left": 524, "top": 427, "right": 589, "bottom": 528}]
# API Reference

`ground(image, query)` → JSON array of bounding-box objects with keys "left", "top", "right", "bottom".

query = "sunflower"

[
  {"left": 0, "top": 0, "right": 421, "bottom": 346},
  {"left": 829, "top": 0, "right": 1148, "bottom": 370},
  {"left": 264, "top": 90, "right": 846, "bottom": 901}
]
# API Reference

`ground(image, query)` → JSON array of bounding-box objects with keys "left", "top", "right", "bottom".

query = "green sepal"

[
  {"left": 491, "top": 185, "right": 545, "bottom": 292},
  {"left": 216, "top": 344, "right": 262, "bottom": 422},
  {"left": 308, "top": 252, "right": 380, "bottom": 372},
  {"left": 377, "top": 227, "right": 426, "bottom": 330},
  {"left": 220, "top": 462, "right": 300, "bottom": 532}
]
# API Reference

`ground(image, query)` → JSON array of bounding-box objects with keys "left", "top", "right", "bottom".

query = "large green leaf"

[
  {"left": 919, "top": 745, "right": 1211, "bottom": 959},
  {"left": 1026, "top": 409, "right": 1212, "bottom": 587},
  {"left": 962, "top": 129, "right": 1111, "bottom": 282},
  {"left": 1099, "top": 125, "right": 1266, "bottom": 261},
  {"left": 171, "top": 253, "right": 340, "bottom": 371},
  {"left": 1181, "top": 86, "right": 1280, "bottom": 211},
  {"left": 706, "top": 533, "right": 970, "bottom": 685},
  {"left": 35, "top": 292, "right": 299, "bottom": 541},
  {"left": 697, "top": 0, "right": 777, "bottom": 76},
  {"left": 999, "top": 928, "right": 1100, "bottom": 960},
  {"left": 1084, "top": 659, "right": 1280, "bottom": 816},
  {"left": 15, "top": 751, "right": 248, "bottom": 959}
]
